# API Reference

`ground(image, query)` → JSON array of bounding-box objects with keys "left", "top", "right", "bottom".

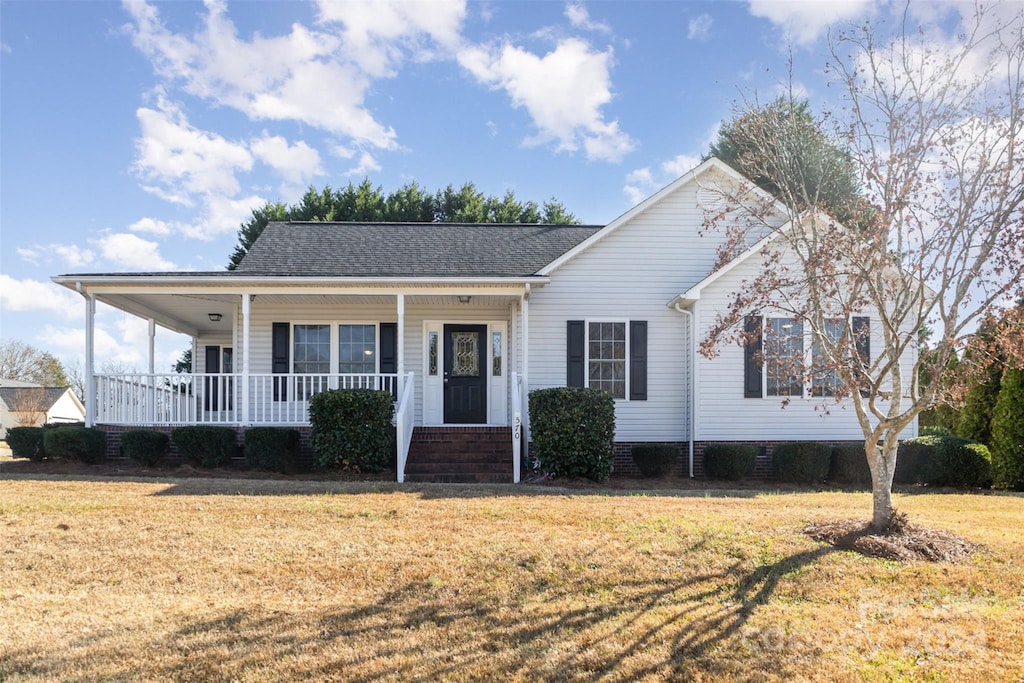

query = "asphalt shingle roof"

[
  {"left": 234, "top": 222, "right": 603, "bottom": 277},
  {"left": 0, "top": 387, "right": 70, "bottom": 412}
]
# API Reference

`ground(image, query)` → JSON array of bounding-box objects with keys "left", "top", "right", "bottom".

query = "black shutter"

[
  {"left": 378, "top": 323, "right": 397, "bottom": 374},
  {"left": 744, "top": 315, "right": 763, "bottom": 398},
  {"left": 629, "top": 320, "right": 648, "bottom": 401},
  {"left": 853, "top": 316, "right": 870, "bottom": 366},
  {"left": 566, "top": 320, "right": 585, "bottom": 388},
  {"left": 272, "top": 322, "right": 289, "bottom": 401}
]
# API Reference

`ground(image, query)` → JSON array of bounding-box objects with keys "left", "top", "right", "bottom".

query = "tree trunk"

[{"left": 870, "top": 436, "right": 899, "bottom": 532}]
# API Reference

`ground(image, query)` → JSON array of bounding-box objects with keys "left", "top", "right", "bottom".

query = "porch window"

[
  {"left": 766, "top": 317, "right": 803, "bottom": 397},
  {"left": 293, "top": 324, "right": 331, "bottom": 374},
  {"left": 338, "top": 324, "right": 376, "bottom": 374}
]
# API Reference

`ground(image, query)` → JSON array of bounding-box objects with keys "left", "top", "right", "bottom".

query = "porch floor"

[{"left": 405, "top": 426, "right": 513, "bottom": 483}]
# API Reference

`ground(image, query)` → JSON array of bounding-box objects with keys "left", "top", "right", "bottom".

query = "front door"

[{"left": 443, "top": 324, "right": 487, "bottom": 423}]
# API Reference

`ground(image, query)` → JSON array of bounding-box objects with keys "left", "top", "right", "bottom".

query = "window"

[
  {"left": 293, "top": 324, "right": 330, "bottom": 374},
  {"left": 812, "top": 319, "right": 843, "bottom": 397},
  {"left": 428, "top": 331, "right": 439, "bottom": 376},
  {"left": 589, "top": 322, "right": 627, "bottom": 399},
  {"left": 765, "top": 317, "right": 803, "bottom": 397},
  {"left": 492, "top": 331, "right": 503, "bottom": 376},
  {"left": 566, "top": 320, "right": 647, "bottom": 401},
  {"left": 338, "top": 324, "right": 376, "bottom": 374}
]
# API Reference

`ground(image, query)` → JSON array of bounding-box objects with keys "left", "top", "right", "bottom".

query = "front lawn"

[{"left": 0, "top": 475, "right": 1021, "bottom": 681}]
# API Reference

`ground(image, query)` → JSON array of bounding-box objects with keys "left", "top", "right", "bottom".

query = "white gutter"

[
  {"left": 674, "top": 302, "right": 696, "bottom": 478},
  {"left": 53, "top": 274, "right": 551, "bottom": 288}
]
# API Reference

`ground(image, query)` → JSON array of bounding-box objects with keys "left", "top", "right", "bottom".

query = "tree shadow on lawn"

[{"left": 3, "top": 543, "right": 849, "bottom": 681}]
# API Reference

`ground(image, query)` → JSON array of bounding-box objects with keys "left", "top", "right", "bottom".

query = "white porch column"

[
  {"left": 396, "top": 294, "right": 405, "bottom": 395},
  {"left": 84, "top": 291, "right": 96, "bottom": 427},
  {"left": 521, "top": 284, "right": 530, "bottom": 453},
  {"left": 148, "top": 318, "right": 156, "bottom": 423},
  {"left": 241, "top": 293, "right": 251, "bottom": 425}
]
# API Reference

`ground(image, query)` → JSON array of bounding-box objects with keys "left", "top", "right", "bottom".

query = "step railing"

[
  {"left": 511, "top": 371, "right": 523, "bottom": 483},
  {"left": 394, "top": 372, "right": 415, "bottom": 483}
]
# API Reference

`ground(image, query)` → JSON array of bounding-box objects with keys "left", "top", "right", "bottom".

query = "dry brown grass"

[{"left": 1, "top": 474, "right": 1022, "bottom": 682}]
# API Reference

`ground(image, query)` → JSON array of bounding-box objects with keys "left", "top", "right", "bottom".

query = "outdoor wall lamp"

[
  {"left": 458, "top": 295, "right": 472, "bottom": 304},
  {"left": 208, "top": 313, "right": 223, "bottom": 322}
]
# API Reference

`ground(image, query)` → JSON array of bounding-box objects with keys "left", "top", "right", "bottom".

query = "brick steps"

[{"left": 405, "top": 426, "right": 513, "bottom": 483}]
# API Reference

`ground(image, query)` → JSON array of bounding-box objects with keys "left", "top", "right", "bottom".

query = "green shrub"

[
  {"left": 6, "top": 426, "right": 46, "bottom": 461},
  {"left": 991, "top": 367, "right": 1024, "bottom": 491},
  {"left": 310, "top": 389, "right": 394, "bottom": 472},
  {"left": 772, "top": 442, "right": 831, "bottom": 484},
  {"left": 43, "top": 427, "right": 107, "bottom": 463},
  {"left": 919, "top": 425, "right": 953, "bottom": 438},
  {"left": 829, "top": 444, "right": 872, "bottom": 488},
  {"left": 895, "top": 436, "right": 941, "bottom": 484},
  {"left": 172, "top": 426, "right": 237, "bottom": 468},
  {"left": 897, "top": 435, "right": 992, "bottom": 488},
  {"left": 528, "top": 387, "right": 615, "bottom": 481},
  {"left": 121, "top": 430, "right": 168, "bottom": 467},
  {"left": 631, "top": 444, "right": 677, "bottom": 478},
  {"left": 703, "top": 443, "right": 757, "bottom": 480},
  {"left": 245, "top": 427, "right": 301, "bottom": 473}
]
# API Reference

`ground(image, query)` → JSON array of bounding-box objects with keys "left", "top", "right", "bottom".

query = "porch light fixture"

[
  {"left": 458, "top": 295, "right": 472, "bottom": 304},
  {"left": 208, "top": 313, "right": 223, "bottom": 322}
]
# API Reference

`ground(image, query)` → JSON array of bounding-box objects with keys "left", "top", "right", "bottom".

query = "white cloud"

[
  {"left": 747, "top": 0, "right": 874, "bottom": 46},
  {"left": 688, "top": 13, "right": 713, "bottom": 42},
  {"left": 316, "top": 0, "right": 467, "bottom": 75},
  {"left": 624, "top": 153, "right": 704, "bottom": 205},
  {"left": 0, "top": 275, "right": 82, "bottom": 320},
  {"left": 565, "top": 3, "right": 611, "bottom": 33},
  {"left": 345, "top": 151, "right": 383, "bottom": 177},
  {"left": 458, "top": 38, "right": 634, "bottom": 162},
  {"left": 134, "top": 100, "right": 253, "bottom": 206},
  {"left": 14, "top": 244, "right": 95, "bottom": 268},
  {"left": 250, "top": 133, "right": 323, "bottom": 185},
  {"left": 128, "top": 217, "right": 175, "bottom": 236},
  {"left": 92, "top": 233, "right": 176, "bottom": 271}
]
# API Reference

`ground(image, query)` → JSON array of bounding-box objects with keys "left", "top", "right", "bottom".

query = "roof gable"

[
  {"left": 235, "top": 222, "right": 601, "bottom": 278},
  {"left": 0, "top": 386, "right": 72, "bottom": 412}
]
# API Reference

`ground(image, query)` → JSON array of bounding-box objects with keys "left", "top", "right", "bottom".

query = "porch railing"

[
  {"left": 94, "top": 372, "right": 399, "bottom": 426},
  {"left": 394, "top": 372, "right": 415, "bottom": 483}
]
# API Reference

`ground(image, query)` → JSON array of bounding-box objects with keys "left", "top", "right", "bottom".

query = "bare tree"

[
  {"left": 0, "top": 340, "right": 70, "bottom": 386},
  {"left": 702, "top": 4, "right": 1024, "bottom": 531},
  {"left": 5, "top": 388, "right": 52, "bottom": 427}
]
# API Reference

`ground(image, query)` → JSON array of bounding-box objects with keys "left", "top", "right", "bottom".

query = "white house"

[
  {"left": 0, "top": 379, "right": 86, "bottom": 439},
  {"left": 51, "top": 158, "right": 917, "bottom": 481}
]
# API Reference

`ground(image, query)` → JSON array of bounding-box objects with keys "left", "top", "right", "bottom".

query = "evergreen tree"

[{"left": 991, "top": 366, "right": 1024, "bottom": 490}]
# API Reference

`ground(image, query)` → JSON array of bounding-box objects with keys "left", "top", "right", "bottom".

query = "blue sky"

[{"left": 0, "top": 0, "right": 989, "bottom": 372}]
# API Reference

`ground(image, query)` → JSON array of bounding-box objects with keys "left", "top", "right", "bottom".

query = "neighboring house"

[
  {"left": 0, "top": 379, "right": 86, "bottom": 439},
  {"left": 51, "top": 158, "right": 917, "bottom": 481}
]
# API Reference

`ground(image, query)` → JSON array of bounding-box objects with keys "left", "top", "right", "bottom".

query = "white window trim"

[
  {"left": 584, "top": 319, "right": 631, "bottom": 402},
  {"left": 762, "top": 316, "right": 804, "bottom": 399},
  {"left": 290, "top": 321, "right": 382, "bottom": 375}
]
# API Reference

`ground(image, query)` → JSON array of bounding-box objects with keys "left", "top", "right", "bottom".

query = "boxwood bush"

[
  {"left": 6, "top": 426, "right": 47, "bottom": 461},
  {"left": 631, "top": 444, "right": 677, "bottom": 477},
  {"left": 121, "top": 429, "right": 168, "bottom": 467},
  {"left": 245, "top": 427, "right": 301, "bottom": 473},
  {"left": 703, "top": 443, "right": 757, "bottom": 480},
  {"left": 309, "top": 389, "right": 394, "bottom": 472},
  {"left": 772, "top": 442, "right": 831, "bottom": 484},
  {"left": 829, "top": 444, "right": 873, "bottom": 488},
  {"left": 172, "top": 426, "right": 237, "bottom": 468},
  {"left": 528, "top": 387, "right": 615, "bottom": 481},
  {"left": 43, "top": 426, "right": 107, "bottom": 463},
  {"left": 897, "top": 435, "right": 992, "bottom": 488}
]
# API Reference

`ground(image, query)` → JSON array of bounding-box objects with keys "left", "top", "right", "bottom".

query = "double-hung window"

[
  {"left": 811, "top": 319, "right": 843, "bottom": 397},
  {"left": 765, "top": 317, "right": 804, "bottom": 397},
  {"left": 566, "top": 320, "right": 647, "bottom": 401}
]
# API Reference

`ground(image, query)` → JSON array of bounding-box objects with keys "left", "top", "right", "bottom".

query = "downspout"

[{"left": 674, "top": 302, "right": 695, "bottom": 478}]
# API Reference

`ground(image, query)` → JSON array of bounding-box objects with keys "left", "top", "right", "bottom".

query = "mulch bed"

[{"left": 804, "top": 518, "right": 979, "bottom": 562}]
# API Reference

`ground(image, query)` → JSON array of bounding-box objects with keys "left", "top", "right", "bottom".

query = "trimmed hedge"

[
  {"left": 172, "top": 426, "right": 237, "bottom": 468},
  {"left": 631, "top": 444, "right": 677, "bottom": 478},
  {"left": 121, "top": 430, "right": 168, "bottom": 467},
  {"left": 896, "top": 435, "right": 992, "bottom": 488},
  {"left": 245, "top": 427, "right": 300, "bottom": 473},
  {"left": 529, "top": 387, "right": 615, "bottom": 481},
  {"left": 309, "top": 389, "right": 394, "bottom": 472},
  {"left": 991, "top": 366, "right": 1024, "bottom": 491},
  {"left": 43, "top": 426, "right": 107, "bottom": 463},
  {"left": 703, "top": 443, "right": 757, "bottom": 480},
  {"left": 6, "top": 426, "right": 46, "bottom": 461},
  {"left": 829, "top": 444, "right": 872, "bottom": 488},
  {"left": 772, "top": 442, "right": 831, "bottom": 484}
]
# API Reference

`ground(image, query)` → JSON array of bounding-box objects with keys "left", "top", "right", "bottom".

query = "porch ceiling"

[{"left": 91, "top": 291, "right": 523, "bottom": 336}]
